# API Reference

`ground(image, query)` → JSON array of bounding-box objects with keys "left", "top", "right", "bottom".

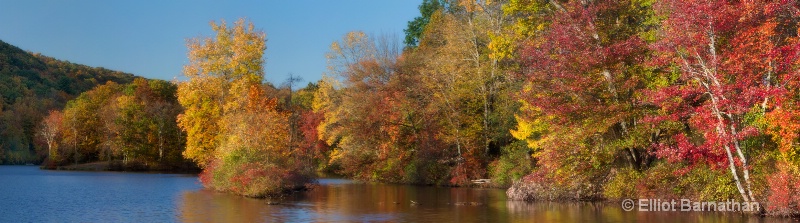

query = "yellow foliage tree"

[{"left": 177, "top": 18, "right": 266, "bottom": 167}]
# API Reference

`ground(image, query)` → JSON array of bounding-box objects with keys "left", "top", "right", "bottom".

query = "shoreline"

[{"left": 38, "top": 161, "right": 201, "bottom": 174}]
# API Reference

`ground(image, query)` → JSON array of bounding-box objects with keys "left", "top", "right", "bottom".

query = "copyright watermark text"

[{"left": 621, "top": 199, "right": 760, "bottom": 212}]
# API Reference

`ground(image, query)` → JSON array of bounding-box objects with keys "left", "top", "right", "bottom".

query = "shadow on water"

[{"left": 178, "top": 178, "right": 797, "bottom": 223}]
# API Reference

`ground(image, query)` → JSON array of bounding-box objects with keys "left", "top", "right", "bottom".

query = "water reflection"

[
  {"left": 179, "top": 190, "right": 267, "bottom": 222},
  {"left": 3, "top": 166, "right": 790, "bottom": 222},
  {"left": 178, "top": 179, "right": 796, "bottom": 223},
  {"left": 502, "top": 201, "right": 794, "bottom": 223},
  {"left": 178, "top": 180, "right": 508, "bottom": 222}
]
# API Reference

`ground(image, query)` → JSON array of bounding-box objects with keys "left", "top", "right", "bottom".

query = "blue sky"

[{"left": 0, "top": 0, "right": 421, "bottom": 85}]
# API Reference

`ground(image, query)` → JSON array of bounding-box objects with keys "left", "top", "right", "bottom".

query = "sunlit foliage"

[{"left": 179, "top": 19, "right": 312, "bottom": 197}]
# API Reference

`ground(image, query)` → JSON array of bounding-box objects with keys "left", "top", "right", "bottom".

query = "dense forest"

[
  {"left": 0, "top": 40, "right": 136, "bottom": 164},
  {"left": 6, "top": 0, "right": 800, "bottom": 216},
  {"left": 37, "top": 78, "right": 194, "bottom": 171}
]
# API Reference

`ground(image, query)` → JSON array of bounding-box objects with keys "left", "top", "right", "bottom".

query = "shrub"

[
  {"left": 603, "top": 167, "right": 642, "bottom": 200},
  {"left": 630, "top": 162, "right": 738, "bottom": 201},
  {"left": 202, "top": 147, "right": 313, "bottom": 198},
  {"left": 766, "top": 161, "right": 800, "bottom": 216},
  {"left": 507, "top": 164, "right": 604, "bottom": 201},
  {"left": 490, "top": 141, "right": 533, "bottom": 187},
  {"left": 677, "top": 164, "right": 738, "bottom": 201}
]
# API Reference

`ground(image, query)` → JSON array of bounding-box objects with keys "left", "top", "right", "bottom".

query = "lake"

[{"left": 0, "top": 166, "right": 795, "bottom": 222}]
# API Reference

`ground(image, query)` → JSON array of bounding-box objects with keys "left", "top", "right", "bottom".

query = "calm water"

[{"left": 0, "top": 166, "right": 796, "bottom": 222}]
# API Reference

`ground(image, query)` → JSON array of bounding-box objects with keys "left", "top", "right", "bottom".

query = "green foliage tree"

[
  {"left": 62, "top": 82, "right": 122, "bottom": 163},
  {"left": 113, "top": 78, "right": 185, "bottom": 165},
  {"left": 403, "top": 0, "right": 446, "bottom": 47}
]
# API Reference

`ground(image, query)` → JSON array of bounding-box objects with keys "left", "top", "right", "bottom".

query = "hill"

[{"left": 0, "top": 39, "right": 136, "bottom": 164}]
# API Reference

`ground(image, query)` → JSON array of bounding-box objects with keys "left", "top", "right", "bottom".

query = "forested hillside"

[{"left": 0, "top": 40, "right": 135, "bottom": 164}]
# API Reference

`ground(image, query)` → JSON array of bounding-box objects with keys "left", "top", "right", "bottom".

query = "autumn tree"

[
  {"left": 648, "top": 0, "right": 800, "bottom": 204},
  {"left": 43, "top": 79, "right": 188, "bottom": 170},
  {"left": 411, "top": 10, "right": 483, "bottom": 184},
  {"left": 298, "top": 109, "right": 328, "bottom": 171},
  {"left": 510, "top": 0, "right": 659, "bottom": 199},
  {"left": 313, "top": 1, "right": 527, "bottom": 186},
  {"left": 316, "top": 31, "right": 409, "bottom": 181},
  {"left": 37, "top": 110, "right": 63, "bottom": 164},
  {"left": 177, "top": 19, "right": 266, "bottom": 167},
  {"left": 61, "top": 81, "right": 123, "bottom": 164},
  {"left": 179, "top": 18, "right": 311, "bottom": 197},
  {"left": 403, "top": 0, "right": 527, "bottom": 185},
  {"left": 114, "top": 78, "right": 185, "bottom": 165},
  {"left": 288, "top": 82, "right": 330, "bottom": 171}
]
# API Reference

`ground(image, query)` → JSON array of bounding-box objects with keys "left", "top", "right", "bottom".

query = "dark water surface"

[{"left": 0, "top": 166, "right": 796, "bottom": 222}]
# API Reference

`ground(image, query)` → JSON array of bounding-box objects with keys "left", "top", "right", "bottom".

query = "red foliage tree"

[
  {"left": 648, "top": 0, "right": 800, "bottom": 203},
  {"left": 517, "top": 0, "right": 653, "bottom": 193},
  {"left": 298, "top": 110, "right": 329, "bottom": 167}
]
